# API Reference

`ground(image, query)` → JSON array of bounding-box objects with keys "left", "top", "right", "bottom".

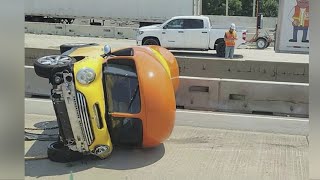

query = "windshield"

[
  {"left": 104, "top": 60, "right": 141, "bottom": 114},
  {"left": 102, "top": 59, "right": 143, "bottom": 146}
]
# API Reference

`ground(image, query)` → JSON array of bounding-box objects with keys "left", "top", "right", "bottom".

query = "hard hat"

[{"left": 230, "top": 23, "right": 236, "bottom": 30}]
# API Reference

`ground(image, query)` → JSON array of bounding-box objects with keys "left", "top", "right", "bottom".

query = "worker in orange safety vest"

[
  {"left": 289, "top": 0, "right": 309, "bottom": 43},
  {"left": 224, "top": 23, "right": 238, "bottom": 59}
]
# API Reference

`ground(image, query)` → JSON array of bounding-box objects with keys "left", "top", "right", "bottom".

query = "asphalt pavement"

[{"left": 25, "top": 112, "right": 308, "bottom": 180}]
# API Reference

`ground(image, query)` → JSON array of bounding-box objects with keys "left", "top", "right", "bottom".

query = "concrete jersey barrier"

[
  {"left": 175, "top": 76, "right": 308, "bottom": 117},
  {"left": 25, "top": 66, "right": 309, "bottom": 117}
]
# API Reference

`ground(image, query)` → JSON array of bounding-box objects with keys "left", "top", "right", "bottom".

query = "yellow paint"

[
  {"left": 69, "top": 45, "right": 105, "bottom": 57},
  {"left": 73, "top": 56, "right": 113, "bottom": 158},
  {"left": 150, "top": 48, "right": 171, "bottom": 77},
  {"left": 69, "top": 45, "right": 123, "bottom": 57}
]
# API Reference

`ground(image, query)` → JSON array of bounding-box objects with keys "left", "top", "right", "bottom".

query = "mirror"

[
  {"left": 103, "top": 44, "right": 112, "bottom": 56},
  {"left": 163, "top": 25, "right": 168, "bottom": 29}
]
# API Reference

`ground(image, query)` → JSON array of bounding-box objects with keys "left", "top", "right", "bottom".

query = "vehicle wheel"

[
  {"left": 142, "top": 38, "right": 160, "bottom": 46},
  {"left": 60, "top": 43, "right": 99, "bottom": 54},
  {"left": 256, "top": 38, "right": 267, "bottom": 49},
  {"left": 33, "top": 55, "right": 76, "bottom": 79},
  {"left": 265, "top": 41, "right": 270, "bottom": 48},
  {"left": 67, "top": 18, "right": 74, "bottom": 24},
  {"left": 216, "top": 41, "right": 225, "bottom": 57},
  {"left": 47, "top": 141, "right": 83, "bottom": 163}
]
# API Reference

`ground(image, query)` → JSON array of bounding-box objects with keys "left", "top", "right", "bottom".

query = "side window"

[
  {"left": 183, "top": 19, "right": 204, "bottom": 29},
  {"left": 165, "top": 19, "right": 184, "bottom": 29}
]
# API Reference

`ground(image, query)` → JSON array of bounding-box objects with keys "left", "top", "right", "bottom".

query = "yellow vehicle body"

[
  {"left": 71, "top": 54, "right": 112, "bottom": 158},
  {"left": 34, "top": 43, "right": 179, "bottom": 160},
  {"left": 67, "top": 44, "right": 178, "bottom": 157}
]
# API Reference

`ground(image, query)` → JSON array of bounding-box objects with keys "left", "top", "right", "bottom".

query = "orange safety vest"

[
  {"left": 292, "top": 6, "right": 309, "bottom": 27},
  {"left": 225, "top": 31, "right": 237, "bottom": 47}
]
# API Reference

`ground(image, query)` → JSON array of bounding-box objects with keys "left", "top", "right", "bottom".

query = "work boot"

[
  {"left": 289, "top": 39, "right": 297, "bottom": 42},
  {"left": 302, "top": 40, "right": 309, "bottom": 43}
]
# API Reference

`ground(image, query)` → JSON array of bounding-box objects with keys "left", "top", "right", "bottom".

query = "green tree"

[
  {"left": 228, "top": 0, "right": 242, "bottom": 16},
  {"left": 241, "top": 0, "right": 254, "bottom": 16},
  {"left": 202, "top": 0, "right": 279, "bottom": 17},
  {"left": 202, "top": 0, "right": 242, "bottom": 15},
  {"left": 262, "top": 0, "right": 279, "bottom": 17},
  {"left": 202, "top": 0, "right": 226, "bottom": 15}
]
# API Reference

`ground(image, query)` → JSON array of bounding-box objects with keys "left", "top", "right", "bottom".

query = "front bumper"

[
  {"left": 53, "top": 72, "right": 93, "bottom": 153},
  {"left": 52, "top": 71, "right": 111, "bottom": 158}
]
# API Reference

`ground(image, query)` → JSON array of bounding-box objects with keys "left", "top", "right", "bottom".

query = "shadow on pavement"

[{"left": 25, "top": 120, "right": 165, "bottom": 178}]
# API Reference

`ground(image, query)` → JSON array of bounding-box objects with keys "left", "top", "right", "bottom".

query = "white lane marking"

[
  {"left": 25, "top": 98, "right": 308, "bottom": 122},
  {"left": 176, "top": 110, "right": 309, "bottom": 122},
  {"left": 25, "top": 98, "right": 51, "bottom": 102}
]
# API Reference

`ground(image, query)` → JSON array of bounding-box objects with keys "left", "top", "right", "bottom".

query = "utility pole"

[
  {"left": 253, "top": 0, "right": 256, "bottom": 17},
  {"left": 255, "top": 0, "right": 259, "bottom": 37},
  {"left": 198, "top": 0, "right": 202, "bottom": 15},
  {"left": 226, "top": 0, "right": 229, "bottom": 16}
]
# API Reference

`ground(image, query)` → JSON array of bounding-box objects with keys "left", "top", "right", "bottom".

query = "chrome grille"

[{"left": 75, "top": 92, "right": 94, "bottom": 145}]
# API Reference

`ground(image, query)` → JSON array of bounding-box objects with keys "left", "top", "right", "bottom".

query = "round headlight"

[{"left": 76, "top": 67, "right": 96, "bottom": 85}]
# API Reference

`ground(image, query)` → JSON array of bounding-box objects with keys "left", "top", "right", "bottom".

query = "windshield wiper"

[{"left": 127, "top": 84, "right": 139, "bottom": 112}]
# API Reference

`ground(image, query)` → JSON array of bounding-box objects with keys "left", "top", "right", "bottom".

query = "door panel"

[
  {"left": 161, "top": 19, "right": 185, "bottom": 48},
  {"left": 183, "top": 19, "right": 209, "bottom": 49}
]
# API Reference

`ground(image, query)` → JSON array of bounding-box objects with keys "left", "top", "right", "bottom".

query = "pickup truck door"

[
  {"left": 183, "top": 19, "right": 210, "bottom": 49},
  {"left": 161, "top": 19, "right": 185, "bottom": 48}
]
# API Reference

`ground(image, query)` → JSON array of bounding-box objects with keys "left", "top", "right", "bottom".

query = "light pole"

[
  {"left": 226, "top": 0, "right": 229, "bottom": 16},
  {"left": 253, "top": 0, "right": 256, "bottom": 17}
]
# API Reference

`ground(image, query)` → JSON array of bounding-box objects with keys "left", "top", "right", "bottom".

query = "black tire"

[
  {"left": 265, "top": 41, "right": 270, "bottom": 48},
  {"left": 142, "top": 38, "right": 160, "bottom": 46},
  {"left": 67, "top": 18, "right": 74, "bottom": 24},
  {"left": 216, "top": 41, "right": 226, "bottom": 57},
  {"left": 256, "top": 38, "right": 267, "bottom": 49},
  {"left": 47, "top": 141, "right": 83, "bottom": 163},
  {"left": 60, "top": 43, "right": 99, "bottom": 54},
  {"left": 34, "top": 55, "right": 76, "bottom": 79}
]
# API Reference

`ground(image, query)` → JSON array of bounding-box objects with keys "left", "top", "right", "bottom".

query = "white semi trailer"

[
  {"left": 25, "top": 0, "right": 202, "bottom": 26},
  {"left": 275, "top": 0, "right": 309, "bottom": 53}
]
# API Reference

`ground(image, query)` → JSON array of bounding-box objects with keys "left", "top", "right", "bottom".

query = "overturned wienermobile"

[{"left": 33, "top": 43, "right": 179, "bottom": 162}]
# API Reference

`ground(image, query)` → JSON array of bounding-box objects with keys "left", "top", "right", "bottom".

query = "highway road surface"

[{"left": 25, "top": 98, "right": 308, "bottom": 180}]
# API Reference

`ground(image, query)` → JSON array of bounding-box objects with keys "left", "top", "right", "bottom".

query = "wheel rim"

[
  {"left": 37, "top": 55, "right": 72, "bottom": 66},
  {"left": 257, "top": 40, "right": 266, "bottom": 48}
]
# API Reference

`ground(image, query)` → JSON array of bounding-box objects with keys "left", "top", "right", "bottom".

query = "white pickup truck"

[{"left": 136, "top": 16, "right": 247, "bottom": 57}]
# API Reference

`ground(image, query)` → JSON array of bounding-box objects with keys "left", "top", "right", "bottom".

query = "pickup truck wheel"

[
  {"left": 256, "top": 38, "right": 267, "bottom": 49},
  {"left": 34, "top": 55, "right": 76, "bottom": 79},
  {"left": 60, "top": 43, "right": 99, "bottom": 54},
  {"left": 216, "top": 42, "right": 225, "bottom": 57},
  {"left": 47, "top": 141, "right": 83, "bottom": 163},
  {"left": 142, "top": 38, "right": 160, "bottom": 46},
  {"left": 265, "top": 41, "right": 270, "bottom": 48}
]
